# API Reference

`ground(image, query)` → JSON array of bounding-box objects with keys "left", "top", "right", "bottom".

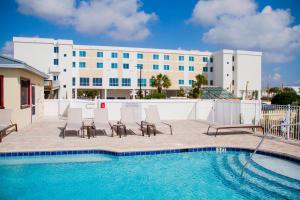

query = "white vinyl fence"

[{"left": 44, "top": 99, "right": 260, "bottom": 123}]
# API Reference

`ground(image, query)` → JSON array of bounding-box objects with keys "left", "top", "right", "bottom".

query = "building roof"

[
  {"left": 201, "top": 87, "right": 238, "bottom": 99},
  {"left": 0, "top": 55, "right": 48, "bottom": 78}
]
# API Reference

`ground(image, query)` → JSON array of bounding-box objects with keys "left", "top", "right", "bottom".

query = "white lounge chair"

[
  {"left": 144, "top": 105, "right": 173, "bottom": 135},
  {"left": 0, "top": 109, "right": 17, "bottom": 142},
  {"left": 120, "top": 106, "right": 142, "bottom": 136},
  {"left": 63, "top": 108, "right": 83, "bottom": 138},
  {"left": 93, "top": 108, "right": 113, "bottom": 137}
]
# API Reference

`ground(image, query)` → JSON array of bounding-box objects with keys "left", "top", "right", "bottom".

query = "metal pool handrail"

[{"left": 240, "top": 123, "right": 300, "bottom": 177}]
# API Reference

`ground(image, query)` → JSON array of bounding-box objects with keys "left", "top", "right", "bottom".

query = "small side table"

[
  {"left": 83, "top": 120, "right": 95, "bottom": 139},
  {"left": 112, "top": 123, "right": 126, "bottom": 138}
]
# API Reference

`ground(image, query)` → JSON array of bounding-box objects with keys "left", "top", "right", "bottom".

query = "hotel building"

[{"left": 13, "top": 37, "right": 262, "bottom": 99}]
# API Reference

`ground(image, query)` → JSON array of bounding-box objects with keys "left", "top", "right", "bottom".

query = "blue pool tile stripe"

[{"left": 0, "top": 147, "right": 299, "bottom": 164}]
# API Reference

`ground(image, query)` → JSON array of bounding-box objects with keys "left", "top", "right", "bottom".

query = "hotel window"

[
  {"left": 20, "top": 79, "right": 30, "bottom": 108},
  {"left": 164, "top": 55, "right": 169, "bottom": 60},
  {"left": 79, "top": 62, "right": 86, "bottom": 68},
  {"left": 54, "top": 47, "right": 59, "bottom": 53},
  {"left": 123, "top": 63, "right": 129, "bottom": 69},
  {"left": 153, "top": 64, "right": 159, "bottom": 70},
  {"left": 0, "top": 75, "right": 4, "bottom": 109},
  {"left": 109, "top": 78, "right": 119, "bottom": 86},
  {"left": 137, "top": 64, "right": 143, "bottom": 69},
  {"left": 122, "top": 78, "right": 131, "bottom": 86},
  {"left": 210, "top": 57, "right": 213, "bottom": 63},
  {"left": 72, "top": 62, "right": 76, "bottom": 68},
  {"left": 178, "top": 80, "right": 184, "bottom": 85},
  {"left": 210, "top": 67, "right": 213, "bottom": 72},
  {"left": 189, "top": 80, "right": 194, "bottom": 85},
  {"left": 72, "top": 51, "right": 76, "bottom": 57},
  {"left": 96, "top": 62, "right": 103, "bottom": 68},
  {"left": 137, "top": 78, "right": 146, "bottom": 87},
  {"left": 79, "top": 51, "right": 86, "bottom": 57},
  {"left": 179, "top": 55, "right": 184, "bottom": 61},
  {"left": 53, "top": 75, "right": 58, "bottom": 81},
  {"left": 123, "top": 53, "right": 129, "bottom": 58},
  {"left": 232, "top": 56, "right": 235, "bottom": 61},
  {"left": 72, "top": 77, "right": 75, "bottom": 86},
  {"left": 149, "top": 79, "right": 153, "bottom": 87},
  {"left": 137, "top": 53, "right": 143, "bottom": 59},
  {"left": 111, "top": 63, "right": 118, "bottom": 69},
  {"left": 53, "top": 59, "right": 59, "bottom": 65},
  {"left": 97, "top": 52, "right": 103, "bottom": 58},
  {"left": 153, "top": 54, "right": 159, "bottom": 60},
  {"left": 79, "top": 77, "right": 89, "bottom": 86},
  {"left": 232, "top": 80, "right": 234, "bottom": 85},
  {"left": 164, "top": 65, "right": 170, "bottom": 71},
  {"left": 93, "top": 78, "right": 102, "bottom": 86},
  {"left": 111, "top": 52, "right": 118, "bottom": 58},
  {"left": 210, "top": 80, "right": 213, "bottom": 85},
  {"left": 189, "top": 56, "right": 194, "bottom": 62},
  {"left": 203, "top": 67, "right": 208, "bottom": 72},
  {"left": 203, "top": 57, "right": 209, "bottom": 62},
  {"left": 178, "top": 66, "right": 184, "bottom": 71},
  {"left": 232, "top": 66, "right": 234, "bottom": 71},
  {"left": 189, "top": 66, "right": 194, "bottom": 71}
]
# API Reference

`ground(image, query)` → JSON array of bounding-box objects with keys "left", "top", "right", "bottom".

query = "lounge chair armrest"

[{"left": 161, "top": 122, "right": 172, "bottom": 127}]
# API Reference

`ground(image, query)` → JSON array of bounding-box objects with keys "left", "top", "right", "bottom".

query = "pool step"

[
  {"left": 214, "top": 153, "right": 300, "bottom": 199},
  {"left": 227, "top": 155, "right": 297, "bottom": 199},
  {"left": 237, "top": 153, "right": 300, "bottom": 191},
  {"left": 213, "top": 155, "right": 265, "bottom": 199}
]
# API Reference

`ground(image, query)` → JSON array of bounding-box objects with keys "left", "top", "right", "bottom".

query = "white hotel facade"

[{"left": 13, "top": 37, "right": 262, "bottom": 99}]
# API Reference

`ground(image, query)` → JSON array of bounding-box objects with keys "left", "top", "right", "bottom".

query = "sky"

[{"left": 0, "top": 0, "right": 299, "bottom": 88}]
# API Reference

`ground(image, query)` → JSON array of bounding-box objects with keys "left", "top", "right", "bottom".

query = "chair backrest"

[
  {"left": 67, "top": 108, "right": 82, "bottom": 124},
  {"left": 120, "top": 106, "right": 138, "bottom": 124},
  {"left": 0, "top": 109, "right": 12, "bottom": 125},
  {"left": 145, "top": 105, "right": 161, "bottom": 124},
  {"left": 94, "top": 108, "right": 108, "bottom": 124}
]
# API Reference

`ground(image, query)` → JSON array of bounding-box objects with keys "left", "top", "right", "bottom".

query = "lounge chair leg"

[
  {"left": 153, "top": 125, "right": 156, "bottom": 136},
  {"left": 63, "top": 129, "right": 65, "bottom": 138},
  {"left": 0, "top": 131, "right": 2, "bottom": 142},
  {"left": 207, "top": 126, "right": 211, "bottom": 135},
  {"left": 147, "top": 125, "right": 150, "bottom": 137},
  {"left": 169, "top": 125, "right": 172, "bottom": 135},
  {"left": 15, "top": 124, "right": 18, "bottom": 132},
  {"left": 215, "top": 129, "right": 218, "bottom": 137}
]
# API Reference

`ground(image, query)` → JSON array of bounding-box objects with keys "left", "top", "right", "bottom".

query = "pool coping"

[{"left": 1, "top": 147, "right": 300, "bottom": 164}]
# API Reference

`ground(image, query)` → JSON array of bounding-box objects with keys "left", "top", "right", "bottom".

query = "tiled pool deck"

[{"left": 0, "top": 117, "right": 299, "bottom": 160}]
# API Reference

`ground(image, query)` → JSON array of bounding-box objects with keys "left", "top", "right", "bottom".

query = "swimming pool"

[{"left": 0, "top": 149, "right": 299, "bottom": 200}]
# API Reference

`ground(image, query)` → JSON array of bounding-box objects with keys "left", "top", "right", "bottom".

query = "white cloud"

[
  {"left": 272, "top": 73, "right": 281, "bottom": 81},
  {"left": 189, "top": 0, "right": 300, "bottom": 63},
  {"left": 1, "top": 41, "right": 13, "bottom": 57},
  {"left": 16, "top": 0, "right": 156, "bottom": 40},
  {"left": 188, "top": 0, "right": 256, "bottom": 25}
]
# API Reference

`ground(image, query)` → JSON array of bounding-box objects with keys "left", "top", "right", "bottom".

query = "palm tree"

[
  {"left": 193, "top": 74, "right": 208, "bottom": 89},
  {"left": 150, "top": 74, "right": 171, "bottom": 93}
]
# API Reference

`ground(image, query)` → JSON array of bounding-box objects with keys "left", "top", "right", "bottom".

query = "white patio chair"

[
  {"left": 120, "top": 106, "right": 142, "bottom": 136},
  {"left": 63, "top": 108, "right": 83, "bottom": 138},
  {"left": 144, "top": 105, "right": 173, "bottom": 135},
  {"left": 93, "top": 108, "right": 113, "bottom": 137},
  {"left": 0, "top": 109, "right": 18, "bottom": 142}
]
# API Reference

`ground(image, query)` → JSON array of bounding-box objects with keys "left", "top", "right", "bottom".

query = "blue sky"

[{"left": 1, "top": 0, "right": 299, "bottom": 88}]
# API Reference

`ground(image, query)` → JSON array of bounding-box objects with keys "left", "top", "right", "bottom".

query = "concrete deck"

[{"left": 0, "top": 117, "right": 300, "bottom": 159}]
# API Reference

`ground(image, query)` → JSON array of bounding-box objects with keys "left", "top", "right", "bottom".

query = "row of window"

[
  {"left": 203, "top": 67, "right": 214, "bottom": 73},
  {"left": 74, "top": 78, "right": 196, "bottom": 87},
  {"left": 72, "top": 62, "right": 201, "bottom": 72},
  {"left": 72, "top": 50, "right": 210, "bottom": 62}
]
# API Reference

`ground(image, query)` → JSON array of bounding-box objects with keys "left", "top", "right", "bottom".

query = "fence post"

[{"left": 287, "top": 104, "right": 291, "bottom": 140}]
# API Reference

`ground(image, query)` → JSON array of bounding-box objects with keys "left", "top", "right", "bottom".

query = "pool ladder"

[{"left": 240, "top": 123, "right": 300, "bottom": 177}]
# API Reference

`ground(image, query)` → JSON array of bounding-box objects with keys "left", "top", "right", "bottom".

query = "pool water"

[{"left": 0, "top": 152, "right": 299, "bottom": 200}]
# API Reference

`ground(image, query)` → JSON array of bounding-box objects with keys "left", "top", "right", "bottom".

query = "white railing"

[{"left": 261, "top": 104, "right": 300, "bottom": 140}]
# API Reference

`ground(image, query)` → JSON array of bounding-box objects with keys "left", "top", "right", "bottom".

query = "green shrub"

[
  {"left": 271, "top": 92, "right": 300, "bottom": 105},
  {"left": 145, "top": 92, "right": 166, "bottom": 99}
]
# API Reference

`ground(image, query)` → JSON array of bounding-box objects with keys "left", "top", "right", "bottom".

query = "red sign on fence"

[{"left": 100, "top": 102, "right": 105, "bottom": 109}]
